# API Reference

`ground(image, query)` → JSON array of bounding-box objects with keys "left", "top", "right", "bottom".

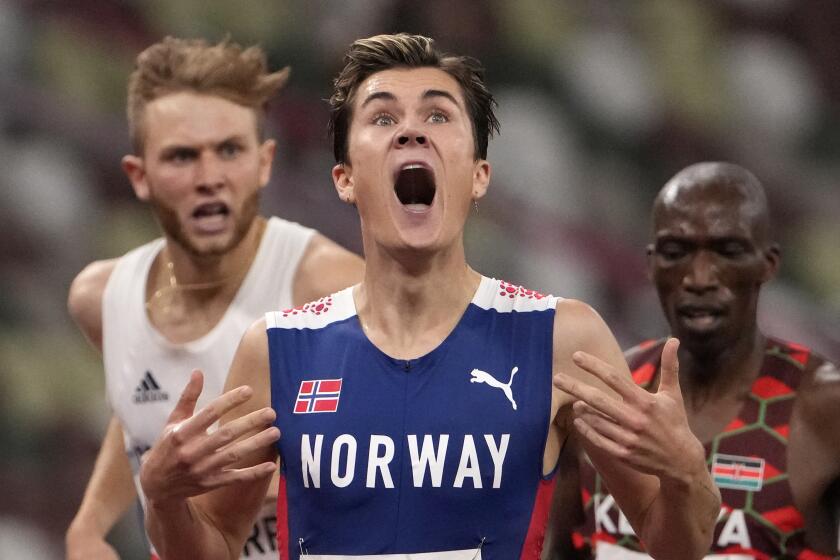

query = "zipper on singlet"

[
  {"left": 470, "top": 536, "right": 487, "bottom": 559},
  {"left": 403, "top": 360, "right": 412, "bottom": 372}
]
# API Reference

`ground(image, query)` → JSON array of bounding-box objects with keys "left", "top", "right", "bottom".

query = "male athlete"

[
  {"left": 556, "top": 162, "right": 840, "bottom": 559},
  {"left": 65, "top": 37, "right": 363, "bottom": 559},
  {"left": 136, "top": 34, "right": 719, "bottom": 560}
]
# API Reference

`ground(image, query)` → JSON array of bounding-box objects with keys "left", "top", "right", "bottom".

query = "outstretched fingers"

[
  {"left": 166, "top": 370, "right": 205, "bottom": 426},
  {"left": 571, "top": 413, "right": 632, "bottom": 461},
  {"left": 572, "top": 400, "right": 637, "bottom": 450},
  {"left": 571, "top": 351, "right": 644, "bottom": 404},
  {"left": 189, "top": 409, "right": 280, "bottom": 474},
  {"left": 171, "top": 385, "right": 255, "bottom": 443},
  {"left": 201, "top": 460, "right": 278, "bottom": 492},
  {"left": 554, "top": 371, "right": 633, "bottom": 426}
]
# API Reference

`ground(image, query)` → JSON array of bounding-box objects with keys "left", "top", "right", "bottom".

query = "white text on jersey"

[{"left": 300, "top": 434, "right": 510, "bottom": 489}]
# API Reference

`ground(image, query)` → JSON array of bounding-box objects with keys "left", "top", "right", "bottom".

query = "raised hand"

[
  {"left": 553, "top": 338, "right": 705, "bottom": 482},
  {"left": 139, "top": 370, "right": 279, "bottom": 507}
]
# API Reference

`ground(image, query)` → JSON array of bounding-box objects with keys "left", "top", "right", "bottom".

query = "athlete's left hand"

[{"left": 553, "top": 337, "right": 705, "bottom": 483}]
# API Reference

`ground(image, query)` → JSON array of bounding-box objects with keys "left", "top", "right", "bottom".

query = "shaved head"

[
  {"left": 648, "top": 162, "right": 780, "bottom": 357},
  {"left": 653, "top": 162, "right": 773, "bottom": 247}
]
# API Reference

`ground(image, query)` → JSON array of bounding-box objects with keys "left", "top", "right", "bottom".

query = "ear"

[
  {"left": 258, "top": 139, "right": 276, "bottom": 188},
  {"left": 332, "top": 163, "right": 355, "bottom": 205},
  {"left": 761, "top": 243, "right": 781, "bottom": 283},
  {"left": 121, "top": 155, "right": 149, "bottom": 201},
  {"left": 471, "top": 159, "right": 491, "bottom": 201}
]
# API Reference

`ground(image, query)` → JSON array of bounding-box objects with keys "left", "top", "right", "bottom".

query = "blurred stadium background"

[{"left": 1, "top": 0, "right": 838, "bottom": 557}]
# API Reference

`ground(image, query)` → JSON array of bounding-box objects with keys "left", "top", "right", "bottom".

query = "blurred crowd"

[{"left": 1, "top": 1, "right": 838, "bottom": 557}]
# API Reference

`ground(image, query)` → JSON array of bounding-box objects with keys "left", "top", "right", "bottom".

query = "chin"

[
  {"left": 678, "top": 330, "right": 731, "bottom": 358},
  {"left": 181, "top": 232, "right": 240, "bottom": 257}
]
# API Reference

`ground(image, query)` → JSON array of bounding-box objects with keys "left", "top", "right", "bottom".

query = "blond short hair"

[{"left": 127, "top": 36, "right": 289, "bottom": 152}]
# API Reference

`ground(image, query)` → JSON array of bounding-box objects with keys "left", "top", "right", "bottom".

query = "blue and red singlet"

[{"left": 266, "top": 277, "right": 560, "bottom": 559}]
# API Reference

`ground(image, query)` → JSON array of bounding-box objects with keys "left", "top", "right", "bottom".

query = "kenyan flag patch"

[{"left": 711, "top": 453, "right": 765, "bottom": 491}]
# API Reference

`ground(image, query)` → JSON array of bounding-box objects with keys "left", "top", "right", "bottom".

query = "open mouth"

[
  {"left": 676, "top": 304, "right": 725, "bottom": 329},
  {"left": 394, "top": 164, "right": 436, "bottom": 209},
  {"left": 190, "top": 202, "right": 230, "bottom": 233},
  {"left": 192, "top": 202, "right": 230, "bottom": 219}
]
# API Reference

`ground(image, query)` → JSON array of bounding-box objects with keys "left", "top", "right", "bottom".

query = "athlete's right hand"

[
  {"left": 139, "top": 370, "right": 279, "bottom": 508},
  {"left": 65, "top": 531, "right": 119, "bottom": 560}
]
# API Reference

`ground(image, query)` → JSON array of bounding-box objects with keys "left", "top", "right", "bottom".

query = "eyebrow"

[
  {"left": 159, "top": 135, "right": 246, "bottom": 152},
  {"left": 422, "top": 89, "right": 460, "bottom": 107},
  {"left": 360, "top": 89, "right": 461, "bottom": 109}
]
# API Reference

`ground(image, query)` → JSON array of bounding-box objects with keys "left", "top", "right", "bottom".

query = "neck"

[
  {"left": 680, "top": 325, "right": 766, "bottom": 404},
  {"left": 149, "top": 217, "right": 266, "bottom": 311},
  {"left": 355, "top": 239, "right": 480, "bottom": 359}
]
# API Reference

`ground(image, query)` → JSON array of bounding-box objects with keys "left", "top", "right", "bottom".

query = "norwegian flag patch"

[
  {"left": 711, "top": 453, "right": 765, "bottom": 491},
  {"left": 294, "top": 379, "right": 342, "bottom": 414}
]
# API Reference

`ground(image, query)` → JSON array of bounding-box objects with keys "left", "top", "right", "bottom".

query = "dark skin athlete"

[{"left": 546, "top": 162, "right": 840, "bottom": 558}]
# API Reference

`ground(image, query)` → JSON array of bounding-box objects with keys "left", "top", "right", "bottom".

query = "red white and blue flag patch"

[{"left": 294, "top": 379, "right": 342, "bottom": 414}]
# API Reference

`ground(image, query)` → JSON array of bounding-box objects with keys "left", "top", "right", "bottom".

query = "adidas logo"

[{"left": 133, "top": 371, "right": 169, "bottom": 404}]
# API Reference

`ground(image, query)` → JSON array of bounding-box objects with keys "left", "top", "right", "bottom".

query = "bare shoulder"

[
  {"left": 553, "top": 298, "right": 616, "bottom": 357},
  {"left": 798, "top": 356, "right": 840, "bottom": 430},
  {"left": 224, "top": 318, "right": 271, "bottom": 403},
  {"left": 292, "top": 233, "right": 364, "bottom": 306},
  {"left": 552, "top": 298, "right": 627, "bottom": 399},
  {"left": 67, "top": 258, "right": 118, "bottom": 350}
]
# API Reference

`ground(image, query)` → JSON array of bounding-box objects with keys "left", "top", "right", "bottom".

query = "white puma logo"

[{"left": 469, "top": 367, "right": 519, "bottom": 410}]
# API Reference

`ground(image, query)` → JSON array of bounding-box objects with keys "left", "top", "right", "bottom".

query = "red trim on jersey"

[
  {"left": 277, "top": 473, "right": 289, "bottom": 560},
  {"left": 631, "top": 363, "right": 655, "bottom": 386},
  {"left": 720, "top": 545, "right": 772, "bottom": 560},
  {"left": 774, "top": 424, "right": 790, "bottom": 439},
  {"left": 796, "top": 549, "right": 833, "bottom": 560},
  {"left": 785, "top": 341, "right": 811, "bottom": 366},
  {"left": 591, "top": 532, "right": 618, "bottom": 545},
  {"left": 723, "top": 417, "right": 746, "bottom": 432},
  {"left": 519, "top": 477, "right": 556, "bottom": 559},
  {"left": 763, "top": 505, "right": 804, "bottom": 533},
  {"left": 751, "top": 376, "right": 793, "bottom": 399}
]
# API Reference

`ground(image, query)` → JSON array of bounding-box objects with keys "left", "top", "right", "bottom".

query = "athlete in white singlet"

[
  {"left": 65, "top": 37, "right": 363, "bottom": 560},
  {"left": 104, "top": 217, "right": 312, "bottom": 557}
]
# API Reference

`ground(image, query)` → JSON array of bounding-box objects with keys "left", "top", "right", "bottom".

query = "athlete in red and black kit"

[{"left": 548, "top": 162, "right": 840, "bottom": 559}]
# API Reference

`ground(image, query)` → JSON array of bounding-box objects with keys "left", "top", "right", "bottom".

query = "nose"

[
  {"left": 682, "top": 250, "right": 719, "bottom": 294},
  {"left": 394, "top": 125, "right": 427, "bottom": 149},
  {"left": 194, "top": 152, "right": 225, "bottom": 193}
]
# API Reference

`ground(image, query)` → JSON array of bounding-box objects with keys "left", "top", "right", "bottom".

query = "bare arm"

[
  {"left": 790, "top": 360, "right": 840, "bottom": 554},
  {"left": 66, "top": 416, "right": 135, "bottom": 560},
  {"left": 140, "top": 320, "right": 279, "bottom": 560},
  {"left": 551, "top": 300, "right": 719, "bottom": 560},
  {"left": 67, "top": 259, "right": 115, "bottom": 353},
  {"left": 66, "top": 260, "right": 140, "bottom": 559},
  {"left": 292, "top": 233, "right": 364, "bottom": 306}
]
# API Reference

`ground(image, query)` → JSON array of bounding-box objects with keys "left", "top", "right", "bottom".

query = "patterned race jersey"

[
  {"left": 266, "top": 277, "right": 560, "bottom": 559},
  {"left": 574, "top": 337, "right": 833, "bottom": 560}
]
